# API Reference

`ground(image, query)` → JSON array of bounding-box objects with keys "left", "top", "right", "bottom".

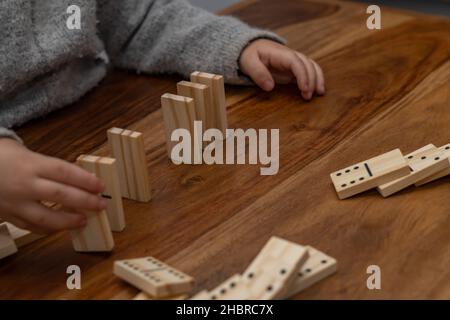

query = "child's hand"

[
  {"left": 0, "top": 138, "right": 106, "bottom": 234},
  {"left": 239, "top": 39, "right": 325, "bottom": 100}
]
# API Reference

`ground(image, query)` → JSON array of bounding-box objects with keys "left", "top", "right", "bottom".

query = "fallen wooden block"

[
  {"left": 161, "top": 93, "right": 202, "bottom": 163},
  {"left": 415, "top": 143, "right": 450, "bottom": 186},
  {"left": 377, "top": 145, "right": 450, "bottom": 197},
  {"left": 114, "top": 256, "right": 194, "bottom": 298},
  {"left": 107, "top": 128, "right": 152, "bottom": 202},
  {"left": 190, "top": 71, "right": 228, "bottom": 135},
  {"left": 2, "top": 222, "right": 44, "bottom": 248},
  {"left": 284, "top": 246, "right": 337, "bottom": 299},
  {"left": 241, "top": 236, "right": 309, "bottom": 300},
  {"left": 207, "top": 274, "right": 250, "bottom": 300},
  {"left": 330, "top": 148, "right": 410, "bottom": 199},
  {"left": 0, "top": 223, "right": 18, "bottom": 260},
  {"left": 69, "top": 157, "right": 115, "bottom": 252},
  {"left": 190, "top": 290, "right": 212, "bottom": 300},
  {"left": 77, "top": 155, "right": 125, "bottom": 232},
  {"left": 133, "top": 291, "right": 188, "bottom": 300}
]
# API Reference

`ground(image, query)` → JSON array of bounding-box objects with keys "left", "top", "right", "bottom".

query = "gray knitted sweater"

[{"left": 0, "top": 0, "right": 282, "bottom": 142}]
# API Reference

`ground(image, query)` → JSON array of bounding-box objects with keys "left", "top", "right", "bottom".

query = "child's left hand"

[{"left": 239, "top": 39, "right": 325, "bottom": 100}]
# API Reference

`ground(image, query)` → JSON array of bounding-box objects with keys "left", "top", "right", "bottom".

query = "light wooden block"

[
  {"left": 114, "top": 256, "right": 194, "bottom": 298},
  {"left": 284, "top": 246, "right": 337, "bottom": 299},
  {"left": 107, "top": 128, "right": 152, "bottom": 202},
  {"left": 161, "top": 93, "right": 202, "bottom": 162},
  {"left": 133, "top": 292, "right": 188, "bottom": 300},
  {"left": 0, "top": 223, "right": 18, "bottom": 259},
  {"left": 377, "top": 145, "right": 450, "bottom": 197},
  {"left": 77, "top": 155, "right": 125, "bottom": 231},
  {"left": 241, "top": 237, "right": 309, "bottom": 300},
  {"left": 415, "top": 143, "right": 450, "bottom": 186},
  {"left": 177, "top": 81, "right": 212, "bottom": 131},
  {"left": 190, "top": 71, "right": 228, "bottom": 135},
  {"left": 208, "top": 274, "right": 251, "bottom": 300},
  {"left": 330, "top": 149, "right": 410, "bottom": 199},
  {"left": 2, "top": 222, "right": 44, "bottom": 248},
  {"left": 190, "top": 290, "right": 212, "bottom": 300},
  {"left": 69, "top": 156, "right": 115, "bottom": 252}
]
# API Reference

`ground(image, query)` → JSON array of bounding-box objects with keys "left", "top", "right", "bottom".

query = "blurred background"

[{"left": 188, "top": 0, "right": 450, "bottom": 17}]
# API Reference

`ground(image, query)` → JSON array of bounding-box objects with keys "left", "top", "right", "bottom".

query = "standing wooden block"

[
  {"left": 330, "top": 149, "right": 410, "bottom": 199},
  {"left": 107, "top": 128, "right": 152, "bottom": 202},
  {"left": 377, "top": 145, "right": 450, "bottom": 197},
  {"left": 284, "top": 246, "right": 337, "bottom": 299},
  {"left": 114, "top": 256, "right": 194, "bottom": 298},
  {"left": 70, "top": 156, "right": 115, "bottom": 252},
  {"left": 177, "top": 81, "right": 212, "bottom": 130},
  {"left": 0, "top": 223, "right": 18, "bottom": 260},
  {"left": 190, "top": 71, "right": 228, "bottom": 135},
  {"left": 415, "top": 143, "right": 450, "bottom": 186},
  {"left": 161, "top": 93, "right": 202, "bottom": 163},
  {"left": 77, "top": 155, "right": 125, "bottom": 231},
  {"left": 241, "top": 237, "right": 309, "bottom": 300},
  {"left": 2, "top": 222, "right": 44, "bottom": 248}
]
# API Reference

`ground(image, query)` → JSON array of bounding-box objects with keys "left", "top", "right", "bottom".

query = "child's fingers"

[
  {"left": 295, "top": 52, "right": 316, "bottom": 99},
  {"left": 2, "top": 215, "right": 29, "bottom": 231},
  {"left": 37, "top": 156, "right": 104, "bottom": 193},
  {"left": 240, "top": 54, "right": 275, "bottom": 91},
  {"left": 270, "top": 69, "right": 295, "bottom": 84},
  {"left": 287, "top": 53, "right": 311, "bottom": 99},
  {"left": 32, "top": 179, "right": 106, "bottom": 212},
  {"left": 311, "top": 60, "right": 326, "bottom": 95},
  {"left": 19, "top": 202, "right": 87, "bottom": 233}
]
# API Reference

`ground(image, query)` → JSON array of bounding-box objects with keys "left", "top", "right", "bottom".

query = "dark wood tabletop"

[{"left": 1, "top": 0, "right": 449, "bottom": 299}]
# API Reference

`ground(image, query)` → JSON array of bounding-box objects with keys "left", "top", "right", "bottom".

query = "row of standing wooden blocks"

[
  {"left": 70, "top": 128, "right": 152, "bottom": 252},
  {"left": 161, "top": 71, "right": 228, "bottom": 158}
]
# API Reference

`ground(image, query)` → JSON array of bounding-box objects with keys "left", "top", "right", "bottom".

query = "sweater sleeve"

[
  {"left": 0, "top": 127, "right": 23, "bottom": 144},
  {"left": 96, "top": 0, "right": 285, "bottom": 84}
]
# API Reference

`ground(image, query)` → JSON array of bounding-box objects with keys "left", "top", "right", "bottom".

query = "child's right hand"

[{"left": 0, "top": 138, "right": 106, "bottom": 234}]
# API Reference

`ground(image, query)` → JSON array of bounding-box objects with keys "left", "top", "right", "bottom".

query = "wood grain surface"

[{"left": 1, "top": 0, "right": 449, "bottom": 299}]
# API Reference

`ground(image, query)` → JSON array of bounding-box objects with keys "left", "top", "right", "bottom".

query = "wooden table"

[{"left": 1, "top": 0, "right": 449, "bottom": 299}]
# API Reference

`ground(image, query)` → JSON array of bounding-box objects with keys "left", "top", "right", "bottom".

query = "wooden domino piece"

[
  {"left": 77, "top": 155, "right": 125, "bottom": 231},
  {"left": 207, "top": 274, "right": 251, "bottom": 300},
  {"left": 177, "top": 81, "right": 212, "bottom": 130},
  {"left": 161, "top": 93, "right": 202, "bottom": 162},
  {"left": 69, "top": 156, "right": 115, "bottom": 252},
  {"left": 0, "top": 223, "right": 18, "bottom": 259},
  {"left": 377, "top": 145, "right": 450, "bottom": 197},
  {"left": 190, "top": 71, "right": 228, "bottom": 135},
  {"left": 114, "top": 256, "right": 194, "bottom": 298},
  {"left": 190, "top": 290, "right": 212, "bottom": 300},
  {"left": 133, "top": 292, "right": 188, "bottom": 300},
  {"left": 330, "top": 149, "right": 410, "bottom": 199},
  {"left": 107, "top": 128, "right": 152, "bottom": 202},
  {"left": 415, "top": 143, "right": 450, "bottom": 186},
  {"left": 284, "top": 246, "right": 337, "bottom": 299},
  {"left": 241, "top": 237, "right": 309, "bottom": 300},
  {"left": 2, "top": 222, "right": 44, "bottom": 248}
]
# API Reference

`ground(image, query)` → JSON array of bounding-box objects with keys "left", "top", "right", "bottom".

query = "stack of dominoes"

[
  {"left": 161, "top": 71, "right": 228, "bottom": 160},
  {"left": 330, "top": 143, "right": 450, "bottom": 199},
  {"left": 190, "top": 237, "right": 337, "bottom": 300}
]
